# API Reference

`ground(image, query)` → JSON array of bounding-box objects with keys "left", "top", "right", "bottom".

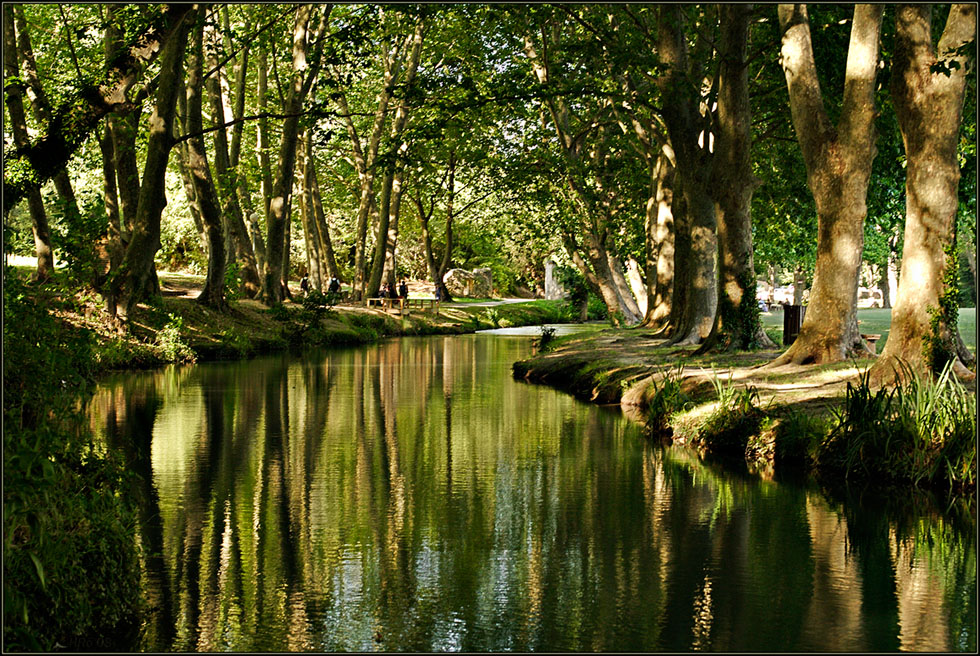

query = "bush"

[
  {"left": 534, "top": 325, "right": 557, "bottom": 351},
  {"left": 154, "top": 313, "right": 195, "bottom": 363},
  {"left": 3, "top": 271, "right": 143, "bottom": 651}
]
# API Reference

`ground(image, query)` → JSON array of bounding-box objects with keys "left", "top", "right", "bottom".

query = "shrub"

[
  {"left": 534, "top": 325, "right": 557, "bottom": 352},
  {"left": 154, "top": 313, "right": 195, "bottom": 363}
]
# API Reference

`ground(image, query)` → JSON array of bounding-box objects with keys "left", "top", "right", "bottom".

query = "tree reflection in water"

[{"left": 88, "top": 336, "right": 977, "bottom": 652}]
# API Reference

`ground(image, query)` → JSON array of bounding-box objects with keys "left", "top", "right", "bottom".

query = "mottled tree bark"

[
  {"left": 262, "top": 5, "right": 331, "bottom": 305},
  {"left": 204, "top": 26, "right": 261, "bottom": 299},
  {"left": 872, "top": 4, "right": 977, "bottom": 382},
  {"left": 769, "top": 4, "right": 883, "bottom": 366},
  {"left": 657, "top": 5, "right": 717, "bottom": 345}
]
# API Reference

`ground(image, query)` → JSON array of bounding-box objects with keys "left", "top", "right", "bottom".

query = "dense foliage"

[{"left": 3, "top": 271, "right": 143, "bottom": 651}]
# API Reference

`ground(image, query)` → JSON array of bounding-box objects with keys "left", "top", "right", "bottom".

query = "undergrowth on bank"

[{"left": 3, "top": 272, "right": 143, "bottom": 651}]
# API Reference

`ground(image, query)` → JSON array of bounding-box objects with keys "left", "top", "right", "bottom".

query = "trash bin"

[{"left": 783, "top": 305, "right": 806, "bottom": 345}]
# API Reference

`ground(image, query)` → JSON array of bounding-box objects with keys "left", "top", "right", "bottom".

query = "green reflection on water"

[{"left": 88, "top": 335, "right": 977, "bottom": 652}]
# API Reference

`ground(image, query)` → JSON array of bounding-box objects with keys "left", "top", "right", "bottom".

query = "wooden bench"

[
  {"left": 367, "top": 297, "right": 407, "bottom": 313},
  {"left": 405, "top": 298, "right": 440, "bottom": 312},
  {"left": 861, "top": 333, "right": 882, "bottom": 354}
]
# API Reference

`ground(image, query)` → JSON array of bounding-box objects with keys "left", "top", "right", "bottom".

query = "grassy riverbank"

[
  {"left": 514, "top": 325, "right": 977, "bottom": 496},
  {"left": 16, "top": 268, "right": 574, "bottom": 371}
]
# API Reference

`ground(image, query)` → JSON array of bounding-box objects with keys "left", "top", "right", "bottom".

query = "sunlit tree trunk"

[
  {"left": 110, "top": 9, "right": 194, "bottom": 318},
  {"left": 98, "top": 123, "right": 122, "bottom": 288},
  {"left": 699, "top": 4, "right": 775, "bottom": 352},
  {"left": 3, "top": 5, "right": 53, "bottom": 282},
  {"left": 367, "top": 20, "right": 423, "bottom": 298},
  {"left": 872, "top": 4, "right": 977, "bottom": 382},
  {"left": 204, "top": 21, "right": 261, "bottom": 299},
  {"left": 299, "top": 130, "right": 324, "bottom": 289},
  {"left": 184, "top": 9, "right": 227, "bottom": 310},
  {"left": 769, "top": 3, "right": 883, "bottom": 366},
  {"left": 645, "top": 148, "right": 676, "bottom": 329},
  {"left": 262, "top": 5, "right": 331, "bottom": 305},
  {"left": 657, "top": 5, "right": 717, "bottom": 345}
]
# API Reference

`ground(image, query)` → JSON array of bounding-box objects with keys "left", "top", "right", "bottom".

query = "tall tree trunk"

[
  {"left": 643, "top": 148, "right": 676, "bottom": 329},
  {"left": 110, "top": 8, "right": 194, "bottom": 318},
  {"left": 203, "top": 34, "right": 261, "bottom": 298},
  {"left": 382, "top": 166, "right": 406, "bottom": 290},
  {"left": 255, "top": 42, "right": 274, "bottom": 239},
  {"left": 310, "top": 159, "right": 341, "bottom": 282},
  {"left": 699, "top": 5, "right": 775, "bottom": 352},
  {"left": 367, "top": 20, "right": 423, "bottom": 297},
  {"left": 657, "top": 5, "right": 717, "bottom": 345},
  {"left": 262, "top": 5, "right": 328, "bottom": 305},
  {"left": 872, "top": 4, "right": 977, "bottom": 382},
  {"left": 299, "top": 130, "right": 324, "bottom": 289},
  {"left": 769, "top": 4, "right": 883, "bottom": 366},
  {"left": 98, "top": 122, "right": 122, "bottom": 288},
  {"left": 184, "top": 9, "right": 227, "bottom": 310},
  {"left": 3, "top": 5, "right": 53, "bottom": 282}
]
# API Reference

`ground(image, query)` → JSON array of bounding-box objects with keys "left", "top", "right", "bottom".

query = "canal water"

[{"left": 88, "top": 330, "right": 977, "bottom": 652}]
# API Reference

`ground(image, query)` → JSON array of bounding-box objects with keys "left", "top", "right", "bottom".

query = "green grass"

[{"left": 760, "top": 307, "right": 976, "bottom": 352}]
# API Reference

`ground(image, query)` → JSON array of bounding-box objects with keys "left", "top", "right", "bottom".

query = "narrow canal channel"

[{"left": 89, "top": 330, "right": 977, "bottom": 652}]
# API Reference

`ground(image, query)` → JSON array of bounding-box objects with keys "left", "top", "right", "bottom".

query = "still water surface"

[{"left": 89, "top": 331, "right": 977, "bottom": 652}]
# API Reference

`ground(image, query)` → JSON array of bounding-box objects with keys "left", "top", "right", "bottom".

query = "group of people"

[
  {"left": 299, "top": 274, "right": 343, "bottom": 296},
  {"left": 381, "top": 279, "right": 409, "bottom": 300}
]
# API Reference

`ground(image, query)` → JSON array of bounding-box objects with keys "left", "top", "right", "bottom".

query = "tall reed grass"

[{"left": 818, "top": 361, "right": 976, "bottom": 491}]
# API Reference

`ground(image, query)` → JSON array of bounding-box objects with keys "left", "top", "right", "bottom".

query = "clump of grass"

[
  {"left": 693, "top": 371, "right": 765, "bottom": 457},
  {"left": 817, "top": 362, "right": 976, "bottom": 491},
  {"left": 645, "top": 364, "right": 690, "bottom": 440}
]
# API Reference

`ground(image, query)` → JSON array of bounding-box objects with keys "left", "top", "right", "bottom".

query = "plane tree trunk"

[
  {"left": 657, "top": 5, "right": 717, "bottom": 345},
  {"left": 262, "top": 5, "right": 331, "bottom": 305},
  {"left": 184, "top": 9, "right": 227, "bottom": 310},
  {"left": 768, "top": 3, "right": 884, "bottom": 366},
  {"left": 203, "top": 23, "right": 261, "bottom": 299},
  {"left": 872, "top": 4, "right": 977, "bottom": 383},
  {"left": 698, "top": 4, "right": 775, "bottom": 353},
  {"left": 109, "top": 8, "right": 195, "bottom": 319}
]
